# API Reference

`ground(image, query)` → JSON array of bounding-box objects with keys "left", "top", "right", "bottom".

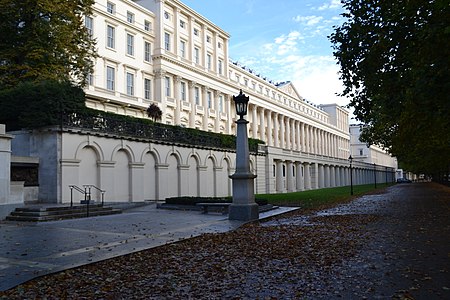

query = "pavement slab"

[{"left": 0, "top": 203, "right": 297, "bottom": 291}]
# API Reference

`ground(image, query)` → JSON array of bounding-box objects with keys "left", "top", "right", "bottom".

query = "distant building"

[{"left": 350, "top": 124, "right": 398, "bottom": 169}]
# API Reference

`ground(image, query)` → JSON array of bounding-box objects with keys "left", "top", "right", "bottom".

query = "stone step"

[
  {"left": 9, "top": 206, "right": 114, "bottom": 217},
  {"left": 5, "top": 205, "right": 122, "bottom": 222}
]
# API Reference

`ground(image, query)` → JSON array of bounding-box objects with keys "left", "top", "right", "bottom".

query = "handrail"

[
  {"left": 83, "top": 185, "right": 106, "bottom": 206},
  {"left": 69, "top": 185, "right": 86, "bottom": 208}
]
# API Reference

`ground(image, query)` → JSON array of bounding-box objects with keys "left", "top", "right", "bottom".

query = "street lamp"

[
  {"left": 349, "top": 155, "right": 354, "bottom": 195},
  {"left": 228, "top": 90, "right": 259, "bottom": 221},
  {"left": 373, "top": 163, "right": 377, "bottom": 188}
]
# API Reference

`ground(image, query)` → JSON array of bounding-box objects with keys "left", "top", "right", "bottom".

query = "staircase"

[{"left": 5, "top": 204, "right": 122, "bottom": 222}]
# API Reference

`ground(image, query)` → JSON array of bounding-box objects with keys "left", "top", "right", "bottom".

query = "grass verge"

[{"left": 258, "top": 183, "right": 395, "bottom": 209}]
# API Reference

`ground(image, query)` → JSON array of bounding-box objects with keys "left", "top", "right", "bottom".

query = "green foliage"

[
  {"left": 330, "top": 0, "right": 450, "bottom": 176},
  {"left": 0, "top": 0, "right": 97, "bottom": 88},
  {"left": 0, "top": 80, "right": 86, "bottom": 130},
  {"left": 165, "top": 197, "right": 268, "bottom": 206},
  {"left": 146, "top": 103, "right": 162, "bottom": 122}
]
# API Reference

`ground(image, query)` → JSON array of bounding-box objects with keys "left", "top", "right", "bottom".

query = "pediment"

[{"left": 276, "top": 81, "right": 303, "bottom": 100}]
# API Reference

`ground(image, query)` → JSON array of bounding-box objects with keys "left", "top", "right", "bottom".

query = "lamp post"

[
  {"left": 228, "top": 90, "right": 259, "bottom": 221},
  {"left": 373, "top": 163, "right": 377, "bottom": 188},
  {"left": 349, "top": 155, "right": 354, "bottom": 195}
]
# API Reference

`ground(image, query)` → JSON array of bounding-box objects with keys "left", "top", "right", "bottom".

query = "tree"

[
  {"left": 330, "top": 0, "right": 450, "bottom": 177},
  {"left": 0, "top": 0, "right": 97, "bottom": 88},
  {"left": 0, "top": 80, "right": 86, "bottom": 130},
  {"left": 147, "top": 103, "right": 162, "bottom": 122}
]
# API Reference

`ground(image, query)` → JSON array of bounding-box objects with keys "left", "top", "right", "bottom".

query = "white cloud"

[
  {"left": 317, "top": 0, "right": 342, "bottom": 11},
  {"left": 292, "top": 15, "right": 323, "bottom": 26}
]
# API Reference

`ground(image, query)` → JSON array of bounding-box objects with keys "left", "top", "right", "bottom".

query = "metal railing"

[
  {"left": 83, "top": 185, "right": 106, "bottom": 207},
  {"left": 69, "top": 185, "right": 106, "bottom": 217}
]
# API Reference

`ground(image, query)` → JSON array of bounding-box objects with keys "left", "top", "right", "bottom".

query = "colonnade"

[
  {"left": 157, "top": 73, "right": 350, "bottom": 161},
  {"left": 248, "top": 104, "right": 349, "bottom": 159},
  {"left": 269, "top": 159, "right": 396, "bottom": 194}
]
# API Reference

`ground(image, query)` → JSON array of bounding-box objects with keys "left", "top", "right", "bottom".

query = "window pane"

[
  {"left": 127, "top": 73, "right": 134, "bottom": 95},
  {"left": 106, "top": 66, "right": 115, "bottom": 90},
  {"left": 127, "top": 34, "right": 134, "bottom": 56},
  {"left": 107, "top": 25, "right": 115, "bottom": 49}
]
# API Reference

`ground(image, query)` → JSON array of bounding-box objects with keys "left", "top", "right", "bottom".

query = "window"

[
  {"left": 127, "top": 34, "right": 134, "bottom": 56},
  {"left": 180, "top": 82, "right": 186, "bottom": 101},
  {"left": 219, "top": 95, "right": 223, "bottom": 113},
  {"left": 194, "top": 87, "right": 200, "bottom": 105},
  {"left": 107, "top": 1, "right": 115, "bottom": 14},
  {"left": 144, "top": 41, "right": 151, "bottom": 62},
  {"left": 283, "top": 165, "right": 286, "bottom": 177},
  {"left": 206, "top": 36, "right": 211, "bottom": 43},
  {"left": 86, "top": 72, "right": 94, "bottom": 86},
  {"left": 127, "top": 11, "right": 134, "bottom": 23},
  {"left": 126, "top": 72, "right": 134, "bottom": 96},
  {"left": 359, "top": 149, "right": 364, "bottom": 156},
  {"left": 85, "top": 16, "right": 93, "bottom": 37},
  {"left": 106, "top": 66, "right": 115, "bottom": 90},
  {"left": 144, "top": 20, "right": 151, "bottom": 31},
  {"left": 164, "top": 32, "right": 170, "bottom": 51},
  {"left": 207, "top": 92, "right": 212, "bottom": 109},
  {"left": 144, "top": 78, "right": 151, "bottom": 100},
  {"left": 107, "top": 25, "right": 115, "bottom": 49},
  {"left": 218, "top": 42, "right": 222, "bottom": 49},
  {"left": 180, "top": 40, "right": 186, "bottom": 58},
  {"left": 165, "top": 77, "right": 171, "bottom": 97},
  {"left": 207, "top": 54, "right": 212, "bottom": 70},
  {"left": 218, "top": 60, "right": 222, "bottom": 75},
  {"left": 164, "top": 11, "right": 169, "bottom": 19},
  {"left": 180, "top": 20, "right": 185, "bottom": 28},
  {"left": 194, "top": 28, "right": 199, "bottom": 36},
  {"left": 194, "top": 47, "right": 199, "bottom": 64}
]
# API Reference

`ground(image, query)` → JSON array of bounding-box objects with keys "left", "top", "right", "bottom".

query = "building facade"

[{"left": 77, "top": 0, "right": 356, "bottom": 198}]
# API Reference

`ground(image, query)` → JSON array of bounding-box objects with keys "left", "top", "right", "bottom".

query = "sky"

[{"left": 181, "top": 0, "right": 348, "bottom": 109}]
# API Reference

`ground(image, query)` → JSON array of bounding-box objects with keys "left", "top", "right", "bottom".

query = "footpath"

[{"left": 0, "top": 203, "right": 295, "bottom": 291}]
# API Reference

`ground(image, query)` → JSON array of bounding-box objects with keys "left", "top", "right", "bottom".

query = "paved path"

[{"left": 0, "top": 204, "right": 296, "bottom": 291}]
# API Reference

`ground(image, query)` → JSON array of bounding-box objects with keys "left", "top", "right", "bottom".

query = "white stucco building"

[
  {"left": 5, "top": 0, "right": 397, "bottom": 207},
  {"left": 349, "top": 124, "right": 398, "bottom": 169},
  {"left": 78, "top": 0, "right": 353, "bottom": 195}
]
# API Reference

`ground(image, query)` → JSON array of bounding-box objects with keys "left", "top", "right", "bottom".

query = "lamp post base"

[{"left": 228, "top": 203, "right": 259, "bottom": 221}]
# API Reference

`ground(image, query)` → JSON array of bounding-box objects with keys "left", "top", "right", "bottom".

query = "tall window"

[
  {"left": 207, "top": 54, "right": 212, "bottom": 70},
  {"left": 218, "top": 60, "right": 222, "bottom": 75},
  {"left": 165, "top": 77, "right": 171, "bottom": 97},
  {"left": 107, "top": 25, "right": 115, "bottom": 49},
  {"left": 86, "top": 72, "right": 94, "bottom": 86},
  {"left": 144, "top": 41, "right": 151, "bottom": 62},
  {"left": 126, "top": 72, "right": 134, "bottom": 96},
  {"left": 219, "top": 95, "right": 223, "bottom": 113},
  {"left": 106, "top": 66, "right": 115, "bottom": 90},
  {"left": 180, "top": 82, "right": 186, "bottom": 101},
  {"left": 85, "top": 16, "right": 93, "bottom": 37},
  {"left": 164, "top": 33, "right": 170, "bottom": 51},
  {"left": 127, "top": 34, "right": 134, "bottom": 56},
  {"left": 180, "top": 40, "right": 186, "bottom": 58},
  {"left": 194, "top": 47, "right": 199, "bottom": 64},
  {"left": 207, "top": 92, "right": 212, "bottom": 109},
  {"left": 127, "top": 11, "right": 134, "bottom": 23},
  {"left": 107, "top": 1, "right": 115, "bottom": 14},
  {"left": 144, "top": 79, "right": 151, "bottom": 100},
  {"left": 194, "top": 87, "right": 200, "bottom": 105}
]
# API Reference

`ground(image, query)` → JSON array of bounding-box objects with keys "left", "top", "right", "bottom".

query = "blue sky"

[{"left": 181, "top": 0, "right": 347, "bottom": 107}]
